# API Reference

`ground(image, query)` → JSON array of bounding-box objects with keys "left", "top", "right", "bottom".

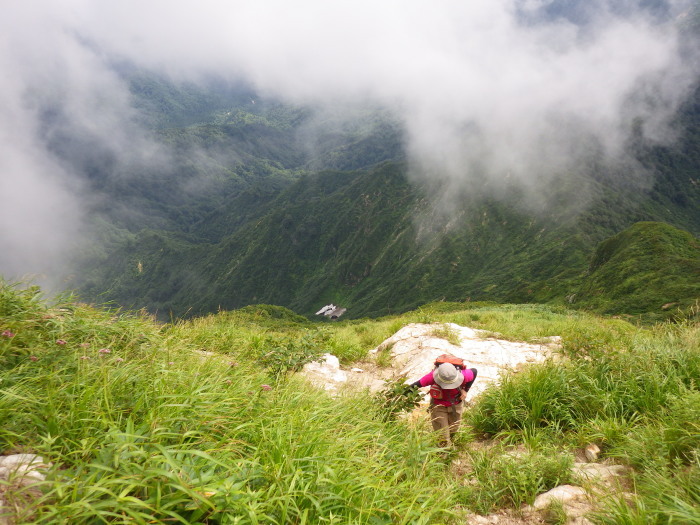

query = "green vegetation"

[
  {"left": 374, "top": 378, "right": 424, "bottom": 421},
  {"left": 575, "top": 221, "right": 700, "bottom": 319},
  {"left": 0, "top": 281, "right": 450, "bottom": 524},
  {"left": 66, "top": 69, "right": 700, "bottom": 324},
  {"left": 458, "top": 444, "right": 574, "bottom": 514},
  {"left": 74, "top": 158, "right": 700, "bottom": 323},
  {"left": 2, "top": 279, "right": 699, "bottom": 523}
]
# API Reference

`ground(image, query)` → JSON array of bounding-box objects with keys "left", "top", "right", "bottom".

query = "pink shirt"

[{"left": 418, "top": 368, "right": 475, "bottom": 406}]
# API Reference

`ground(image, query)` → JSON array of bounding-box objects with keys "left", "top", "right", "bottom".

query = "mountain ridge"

[
  {"left": 66, "top": 69, "right": 700, "bottom": 322},
  {"left": 76, "top": 160, "right": 699, "bottom": 321}
]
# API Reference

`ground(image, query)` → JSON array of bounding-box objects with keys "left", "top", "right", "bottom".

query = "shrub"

[
  {"left": 374, "top": 377, "right": 424, "bottom": 421},
  {"left": 251, "top": 330, "right": 326, "bottom": 377}
]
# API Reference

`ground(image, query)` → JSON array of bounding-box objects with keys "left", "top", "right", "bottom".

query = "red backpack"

[{"left": 433, "top": 354, "right": 465, "bottom": 370}]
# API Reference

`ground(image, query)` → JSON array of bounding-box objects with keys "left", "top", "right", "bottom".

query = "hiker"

[{"left": 409, "top": 357, "right": 477, "bottom": 447}]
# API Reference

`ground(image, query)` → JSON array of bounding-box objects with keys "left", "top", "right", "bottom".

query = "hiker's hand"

[{"left": 406, "top": 380, "right": 421, "bottom": 392}]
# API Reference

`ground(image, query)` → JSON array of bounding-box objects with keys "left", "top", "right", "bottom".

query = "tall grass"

[
  {"left": 4, "top": 281, "right": 700, "bottom": 522},
  {"left": 457, "top": 443, "right": 573, "bottom": 514},
  {"left": 466, "top": 310, "right": 700, "bottom": 522},
  {"left": 23, "top": 375, "right": 454, "bottom": 524},
  {"left": 1, "top": 281, "right": 455, "bottom": 524}
]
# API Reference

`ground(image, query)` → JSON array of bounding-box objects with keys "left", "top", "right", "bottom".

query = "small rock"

[
  {"left": 569, "top": 518, "right": 595, "bottom": 525},
  {"left": 572, "top": 463, "right": 630, "bottom": 483},
  {"left": 0, "top": 454, "right": 52, "bottom": 525},
  {"left": 0, "top": 454, "right": 47, "bottom": 470},
  {"left": 531, "top": 484, "right": 588, "bottom": 510},
  {"left": 584, "top": 444, "right": 600, "bottom": 462},
  {"left": 0, "top": 454, "right": 50, "bottom": 486},
  {"left": 301, "top": 354, "right": 348, "bottom": 391}
]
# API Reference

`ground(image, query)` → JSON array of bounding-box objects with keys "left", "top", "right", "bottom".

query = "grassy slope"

[
  {"left": 0, "top": 282, "right": 452, "bottom": 524},
  {"left": 575, "top": 221, "right": 700, "bottom": 318},
  {"left": 2, "top": 280, "right": 699, "bottom": 523}
]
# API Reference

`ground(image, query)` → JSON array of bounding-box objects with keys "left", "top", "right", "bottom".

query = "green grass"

[
  {"left": 456, "top": 443, "right": 573, "bottom": 514},
  {"left": 2, "top": 279, "right": 700, "bottom": 523},
  {"left": 1, "top": 280, "right": 454, "bottom": 524},
  {"left": 462, "top": 309, "right": 700, "bottom": 522}
]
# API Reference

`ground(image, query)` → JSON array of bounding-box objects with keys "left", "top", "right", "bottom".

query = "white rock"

[
  {"left": 373, "top": 323, "right": 554, "bottom": 399},
  {"left": 0, "top": 454, "right": 50, "bottom": 487},
  {"left": 569, "top": 518, "right": 595, "bottom": 525},
  {"left": 301, "top": 353, "right": 348, "bottom": 391},
  {"left": 572, "top": 463, "right": 630, "bottom": 483},
  {"left": 0, "top": 454, "right": 46, "bottom": 469},
  {"left": 584, "top": 444, "right": 600, "bottom": 462},
  {"left": 0, "top": 454, "right": 51, "bottom": 525},
  {"left": 531, "top": 485, "right": 588, "bottom": 510},
  {"left": 298, "top": 322, "right": 556, "bottom": 398},
  {"left": 15, "top": 466, "right": 46, "bottom": 482}
]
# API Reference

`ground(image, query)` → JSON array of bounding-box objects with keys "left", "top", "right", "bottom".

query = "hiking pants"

[{"left": 429, "top": 402, "right": 463, "bottom": 446}]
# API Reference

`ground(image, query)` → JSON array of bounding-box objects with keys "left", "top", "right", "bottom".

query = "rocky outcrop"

[
  {"left": 372, "top": 323, "right": 557, "bottom": 398},
  {"left": 0, "top": 454, "right": 50, "bottom": 525},
  {"left": 301, "top": 354, "right": 350, "bottom": 392},
  {"left": 299, "top": 322, "right": 558, "bottom": 400}
]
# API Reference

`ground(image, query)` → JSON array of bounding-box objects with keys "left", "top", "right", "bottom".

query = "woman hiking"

[{"left": 409, "top": 356, "right": 477, "bottom": 447}]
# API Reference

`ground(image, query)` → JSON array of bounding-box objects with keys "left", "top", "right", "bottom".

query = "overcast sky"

[{"left": 1, "top": 0, "right": 697, "bottom": 287}]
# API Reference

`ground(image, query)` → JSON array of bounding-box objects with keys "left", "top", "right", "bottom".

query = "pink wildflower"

[
  {"left": 56, "top": 339, "right": 67, "bottom": 345},
  {"left": 168, "top": 361, "right": 175, "bottom": 366},
  {"left": 80, "top": 356, "right": 90, "bottom": 360},
  {"left": 79, "top": 342, "right": 90, "bottom": 348},
  {"left": 98, "top": 348, "right": 111, "bottom": 354},
  {"left": 261, "top": 384, "right": 272, "bottom": 391},
  {"left": 225, "top": 379, "right": 233, "bottom": 385},
  {"left": 29, "top": 355, "right": 39, "bottom": 361},
  {"left": 1, "top": 330, "right": 15, "bottom": 338},
  {"left": 114, "top": 357, "right": 125, "bottom": 363}
]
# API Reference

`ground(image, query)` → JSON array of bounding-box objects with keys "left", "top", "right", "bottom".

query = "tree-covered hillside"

[
  {"left": 69, "top": 69, "right": 700, "bottom": 322},
  {"left": 575, "top": 221, "right": 700, "bottom": 317}
]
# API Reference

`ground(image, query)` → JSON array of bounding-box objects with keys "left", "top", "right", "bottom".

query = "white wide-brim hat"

[{"left": 434, "top": 363, "right": 463, "bottom": 389}]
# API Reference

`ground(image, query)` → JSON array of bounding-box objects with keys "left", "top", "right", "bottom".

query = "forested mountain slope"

[
  {"left": 71, "top": 70, "right": 700, "bottom": 321},
  {"left": 576, "top": 221, "right": 700, "bottom": 316},
  {"left": 76, "top": 157, "right": 699, "bottom": 320}
]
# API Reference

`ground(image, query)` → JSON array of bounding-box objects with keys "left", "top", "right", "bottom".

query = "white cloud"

[
  {"left": 74, "top": 0, "right": 695, "bottom": 187},
  {"left": 1, "top": 0, "right": 697, "bottom": 282}
]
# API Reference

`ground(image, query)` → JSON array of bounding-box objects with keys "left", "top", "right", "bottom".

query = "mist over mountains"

[{"left": 1, "top": 0, "right": 699, "bottom": 319}]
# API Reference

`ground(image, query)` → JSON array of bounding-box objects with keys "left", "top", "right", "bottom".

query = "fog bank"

[{"left": 1, "top": 0, "right": 697, "bottom": 283}]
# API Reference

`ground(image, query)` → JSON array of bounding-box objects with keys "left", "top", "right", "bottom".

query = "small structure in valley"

[{"left": 315, "top": 304, "right": 347, "bottom": 319}]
